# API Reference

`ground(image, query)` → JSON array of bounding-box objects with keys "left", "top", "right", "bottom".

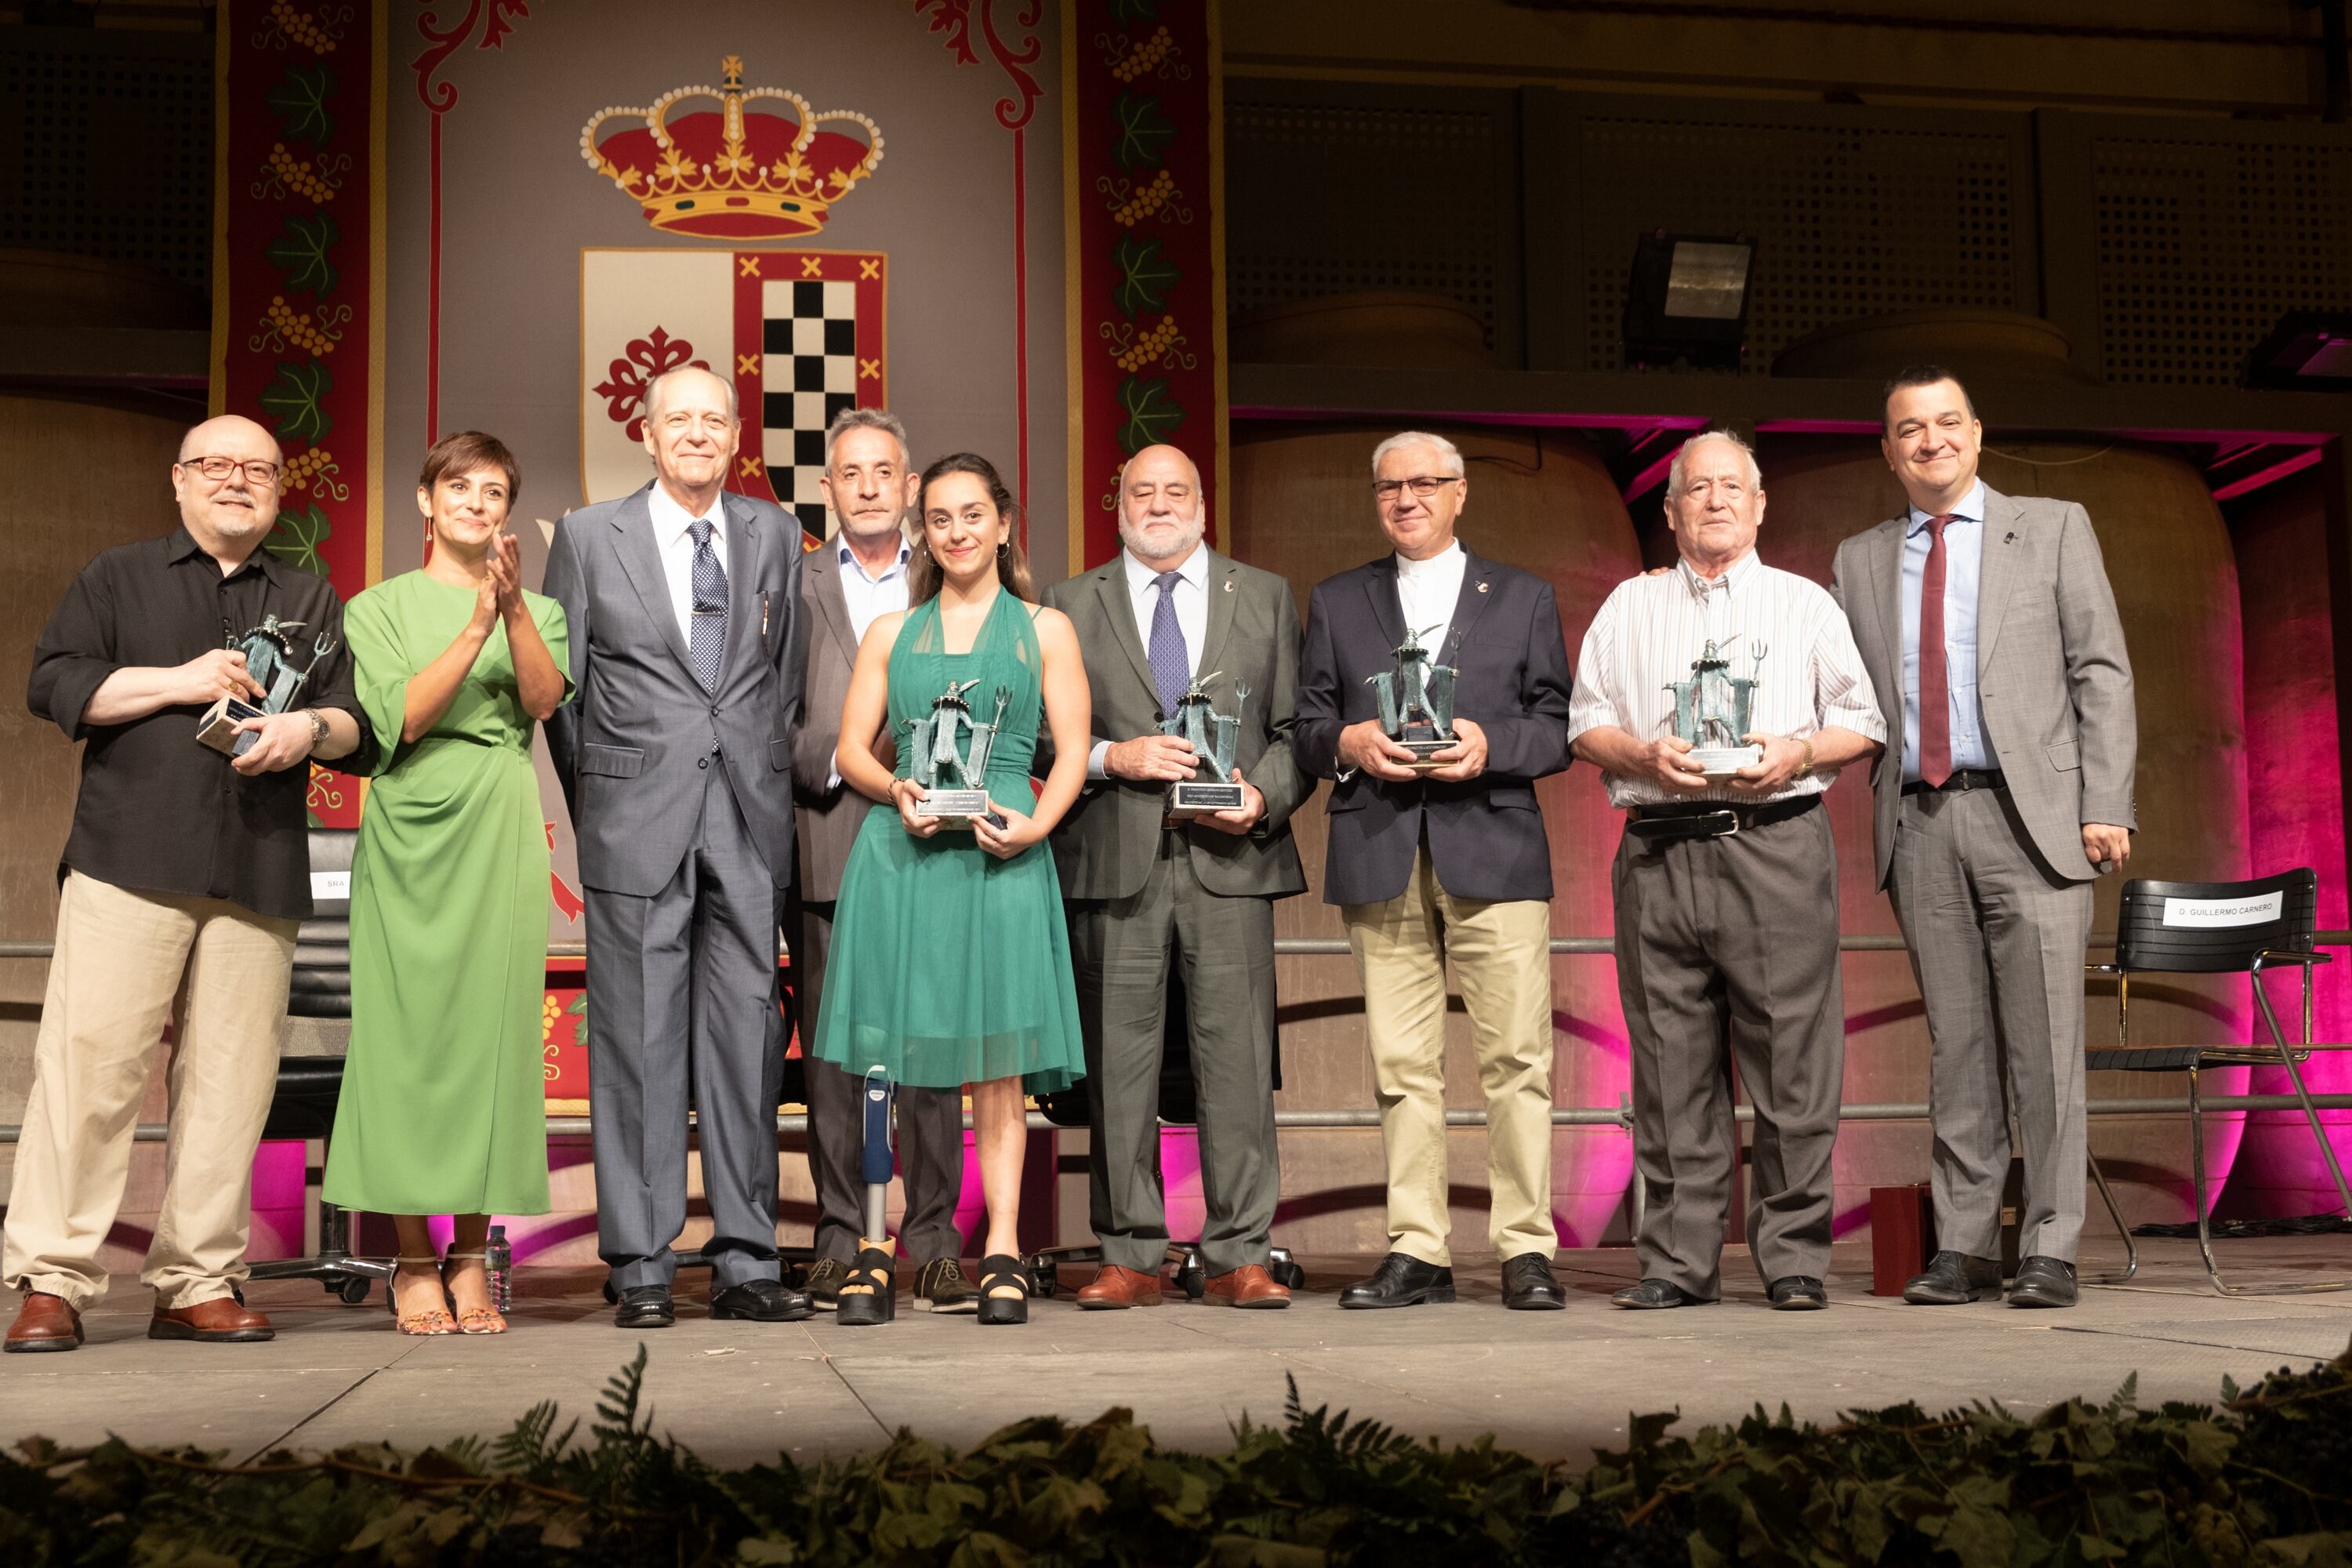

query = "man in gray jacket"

[
  {"left": 1045, "top": 445, "right": 1308, "bottom": 1310},
  {"left": 1831, "top": 365, "right": 2136, "bottom": 1312},
  {"left": 545, "top": 365, "right": 810, "bottom": 1328}
]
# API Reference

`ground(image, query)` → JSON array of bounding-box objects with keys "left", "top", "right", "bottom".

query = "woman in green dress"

[
  {"left": 323, "top": 431, "right": 570, "bottom": 1336},
  {"left": 811, "top": 452, "right": 1091, "bottom": 1327}
]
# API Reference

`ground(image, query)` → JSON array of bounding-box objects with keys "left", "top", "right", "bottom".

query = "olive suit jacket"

[{"left": 1042, "top": 548, "right": 1308, "bottom": 902}]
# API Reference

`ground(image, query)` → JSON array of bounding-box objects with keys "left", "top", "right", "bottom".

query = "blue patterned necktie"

[
  {"left": 1148, "top": 571, "right": 1189, "bottom": 717},
  {"left": 688, "top": 517, "right": 728, "bottom": 692}
]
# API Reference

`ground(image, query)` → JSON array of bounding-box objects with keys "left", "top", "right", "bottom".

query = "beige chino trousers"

[
  {"left": 1342, "top": 846, "right": 1557, "bottom": 1265},
  {"left": 2, "top": 871, "right": 296, "bottom": 1310}
]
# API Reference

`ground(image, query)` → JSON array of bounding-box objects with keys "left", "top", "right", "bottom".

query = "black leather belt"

[
  {"left": 1625, "top": 794, "right": 1820, "bottom": 842},
  {"left": 1903, "top": 768, "right": 2005, "bottom": 797}
]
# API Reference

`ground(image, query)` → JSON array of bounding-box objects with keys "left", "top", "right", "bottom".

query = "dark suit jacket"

[
  {"left": 789, "top": 541, "right": 895, "bottom": 904},
  {"left": 543, "top": 481, "right": 802, "bottom": 898},
  {"left": 1294, "top": 548, "right": 1575, "bottom": 906},
  {"left": 1043, "top": 548, "right": 1309, "bottom": 902},
  {"left": 1830, "top": 485, "right": 2137, "bottom": 891}
]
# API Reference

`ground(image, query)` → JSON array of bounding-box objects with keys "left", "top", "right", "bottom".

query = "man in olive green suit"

[{"left": 1044, "top": 445, "right": 1308, "bottom": 1310}]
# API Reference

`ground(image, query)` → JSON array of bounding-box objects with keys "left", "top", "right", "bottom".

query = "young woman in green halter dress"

[{"left": 809, "top": 452, "right": 1091, "bottom": 1326}]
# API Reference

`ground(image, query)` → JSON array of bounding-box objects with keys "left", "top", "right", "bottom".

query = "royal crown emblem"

[{"left": 580, "top": 56, "right": 884, "bottom": 240}]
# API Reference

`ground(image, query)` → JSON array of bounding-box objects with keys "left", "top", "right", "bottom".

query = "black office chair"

[
  {"left": 1028, "top": 967, "right": 1306, "bottom": 1300},
  {"left": 245, "top": 828, "right": 395, "bottom": 1304},
  {"left": 2085, "top": 869, "right": 2352, "bottom": 1296}
]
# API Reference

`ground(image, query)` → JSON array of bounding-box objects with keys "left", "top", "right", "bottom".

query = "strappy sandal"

[
  {"left": 975, "top": 1254, "right": 1031, "bottom": 1327},
  {"left": 388, "top": 1256, "right": 456, "bottom": 1336},
  {"left": 834, "top": 1240, "right": 896, "bottom": 1327},
  {"left": 444, "top": 1250, "right": 507, "bottom": 1335}
]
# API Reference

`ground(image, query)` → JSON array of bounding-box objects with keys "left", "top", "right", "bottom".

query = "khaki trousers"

[
  {"left": 1342, "top": 846, "right": 1555, "bottom": 1265},
  {"left": 2, "top": 871, "right": 296, "bottom": 1310}
]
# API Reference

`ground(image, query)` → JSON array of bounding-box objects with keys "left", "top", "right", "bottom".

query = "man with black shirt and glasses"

[{"left": 5, "top": 414, "right": 369, "bottom": 1354}]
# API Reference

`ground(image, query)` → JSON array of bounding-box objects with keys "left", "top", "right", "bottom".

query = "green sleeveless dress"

[
  {"left": 323, "top": 571, "right": 570, "bottom": 1216},
  {"left": 809, "top": 591, "right": 1084, "bottom": 1094}
]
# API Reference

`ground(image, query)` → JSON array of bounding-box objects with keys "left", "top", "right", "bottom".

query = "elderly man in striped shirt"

[{"left": 1568, "top": 429, "right": 1885, "bottom": 1312}]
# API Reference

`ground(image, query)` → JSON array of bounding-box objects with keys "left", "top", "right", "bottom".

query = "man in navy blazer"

[{"left": 1294, "top": 430, "right": 1576, "bottom": 1312}]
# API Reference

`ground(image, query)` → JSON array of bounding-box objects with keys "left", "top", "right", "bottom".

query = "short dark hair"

[
  {"left": 419, "top": 430, "right": 521, "bottom": 503},
  {"left": 1881, "top": 365, "right": 1976, "bottom": 434}
]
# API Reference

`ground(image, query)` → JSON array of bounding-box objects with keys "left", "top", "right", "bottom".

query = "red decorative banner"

[
  {"left": 214, "top": 0, "right": 383, "bottom": 829},
  {"left": 1065, "top": 0, "right": 1224, "bottom": 568}
]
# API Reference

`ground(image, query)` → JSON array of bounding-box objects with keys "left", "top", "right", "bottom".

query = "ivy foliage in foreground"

[{"left": 1, "top": 1340, "right": 2346, "bottom": 1566}]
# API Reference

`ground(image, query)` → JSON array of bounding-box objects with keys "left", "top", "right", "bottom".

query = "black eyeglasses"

[
  {"left": 183, "top": 455, "right": 282, "bottom": 487},
  {"left": 1372, "top": 476, "right": 1460, "bottom": 503}
]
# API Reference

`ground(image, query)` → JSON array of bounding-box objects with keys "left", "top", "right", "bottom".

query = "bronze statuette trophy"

[
  {"left": 1367, "top": 622, "right": 1457, "bottom": 771},
  {"left": 1164, "top": 669, "right": 1249, "bottom": 818},
  {"left": 1665, "top": 636, "right": 1764, "bottom": 777},
  {"left": 195, "top": 613, "right": 338, "bottom": 758},
  {"left": 904, "top": 678, "right": 1010, "bottom": 830}
]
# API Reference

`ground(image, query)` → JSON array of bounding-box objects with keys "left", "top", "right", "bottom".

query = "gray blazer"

[
  {"left": 1831, "top": 485, "right": 2136, "bottom": 891},
  {"left": 789, "top": 543, "right": 878, "bottom": 904},
  {"left": 1043, "top": 549, "right": 1308, "bottom": 902},
  {"left": 544, "top": 482, "right": 803, "bottom": 898}
]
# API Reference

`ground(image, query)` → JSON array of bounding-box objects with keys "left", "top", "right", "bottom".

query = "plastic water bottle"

[{"left": 485, "top": 1224, "right": 512, "bottom": 1313}]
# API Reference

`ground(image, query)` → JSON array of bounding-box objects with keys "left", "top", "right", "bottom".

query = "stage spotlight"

[
  {"left": 1622, "top": 230, "right": 1754, "bottom": 371},
  {"left": 2244, "top": 310, "right": 2352, "bottom": 390}
]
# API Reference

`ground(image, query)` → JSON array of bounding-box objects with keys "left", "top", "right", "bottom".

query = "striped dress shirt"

[{"left": 1566, "top": 549, "right": 1886, "bottom": 809}]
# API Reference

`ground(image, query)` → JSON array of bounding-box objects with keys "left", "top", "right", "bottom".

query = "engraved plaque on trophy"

[
  {"left": 1366, "top": 622, "right": 1457, "bottom": 771},
  {"left": 195, "top": 613, "right": 339, "bottom": 758},
  {"left": 1164, "top": 670, "right": 1249, "bottom": 818},
  {"left": 1665, "top": 636, "right": 1765, "bottom": 777},
  {"left": 902, "top": 678, "right": 1008, "bottom": 830}
]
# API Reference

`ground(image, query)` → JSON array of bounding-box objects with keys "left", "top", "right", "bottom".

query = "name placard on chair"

[
  {"left": 310, "top": 870, "right": 350, "bottom": 901},
  {"left": 2160, "top": 891, "right": 2283, "bottom": 928}
]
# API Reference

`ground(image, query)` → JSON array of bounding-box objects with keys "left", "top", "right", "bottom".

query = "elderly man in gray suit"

[
  {"left": 545, "top": 364, "right": 811, "bottom": 1328},
  {"left": 1831, "top": 365, "right": 2136, "bottom": 1312},
  {"left": 1044, "top": 444, "right": 1308, "bottom": 1311},
  {"left": 786, "top": 407, "right": 977, "bottom": 1315}
]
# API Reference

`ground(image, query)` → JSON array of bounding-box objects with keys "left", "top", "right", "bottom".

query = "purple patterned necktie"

[
  {"left": 1148, "top": 571, "right": 1188, "bottom": 717},
  {"left": 688, "top": 517, "right": 728, "bottom": 692}
]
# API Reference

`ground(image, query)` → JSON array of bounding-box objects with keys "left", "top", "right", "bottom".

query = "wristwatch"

[
  {"left": 303, "top": 708, "right": 330, "bottom": 747},
  {"left": 1795, "top": 738, "right": 1816, "bottom": 779}
]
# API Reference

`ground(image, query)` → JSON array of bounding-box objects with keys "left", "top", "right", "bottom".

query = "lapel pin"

[
  {"left": 1476, "top": 581, "right": 1490, "bottom": 593},
  {"left": 1224, "top": 579, "right": 1234, "bottom": 593}
]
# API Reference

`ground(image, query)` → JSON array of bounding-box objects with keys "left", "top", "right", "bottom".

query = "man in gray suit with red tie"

[
  {"left": 1831, "top": 366, "right": 2137, "bottom": 1311},
  {"left": 545, "top": 365, "right": 811, "bottom": 1329},
  {"left": 787, "top": 408, "right": 976, "bottom": 1315}
]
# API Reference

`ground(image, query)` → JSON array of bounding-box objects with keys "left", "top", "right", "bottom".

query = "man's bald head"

[
  {"left": 1116, "top": 444, "right": 1206, "bottom": 567},
  {"left": 172, "top": 414, "right": 284, "bottom": 563}
]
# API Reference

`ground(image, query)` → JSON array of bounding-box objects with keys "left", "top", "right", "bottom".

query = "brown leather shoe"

[
  {"left": 1076, "top": 1263, "right": 1163, "bottom": 1309},
  {"left": 4, "top": 1292, "right": 82, "bottom": 1353},
  {"left": 1201, "top": 1264, "right": 1291, "bottom": 1309},
  {"left": 149, "top": 1295, "right": 274, "bottom": 1343}
]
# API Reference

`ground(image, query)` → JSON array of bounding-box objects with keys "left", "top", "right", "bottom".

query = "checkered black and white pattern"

[{"left": 761, "top": 278, "right": 861, "bottom": 537}]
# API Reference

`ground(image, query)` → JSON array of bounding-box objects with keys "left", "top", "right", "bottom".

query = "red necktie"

[{"left": 1918, "top": 514, "right": 1955, "bottom": 788}]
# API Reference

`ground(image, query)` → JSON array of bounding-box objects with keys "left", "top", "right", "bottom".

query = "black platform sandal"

[
  {"left": 975, "top": 1254, "right": 1030, "bottom": 1327},
  {"left": 836, "top": 1241, "right": 896, "bottom": 1327}
]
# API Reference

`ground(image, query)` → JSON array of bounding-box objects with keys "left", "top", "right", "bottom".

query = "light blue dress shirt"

[{"left": 1899, "top": 479, "right": 1993, "bottom": 782}]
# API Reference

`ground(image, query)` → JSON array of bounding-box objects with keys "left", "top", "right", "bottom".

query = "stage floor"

[{"left": 3, "top": 1238, "right": 2346, "bottom": 1469}]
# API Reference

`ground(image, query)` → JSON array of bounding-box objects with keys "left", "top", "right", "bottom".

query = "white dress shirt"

[
  {"left": 1394, "top": 540, "right": 1467, "bottom": 662},
  {"left": 1899, "top": 478, "right": 1993, "bottom": 781},
  {"left": 827, "top": 535, "right": 912, "bottom": 789},
  {"left": 647, "top": 481, "right": 729, "bottom": 652},
  {"left": 1566, "top": 548, "right": 1886, "bottom": 808},
  {"left": 1087, "top": 543, "right": 1209, "bottom": 779}
]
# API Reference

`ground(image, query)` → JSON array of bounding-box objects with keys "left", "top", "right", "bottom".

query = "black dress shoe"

[
  {"left": 1767, "top": 1276, "right": 1827, "bottom": 1311},
  {"left": 2007, "top": 1255, "right": 2078, "bottom": 1309},
  {"left": 1500, "top": 1253, "right": 1566, "bottom": 1311},
  {"left": 712, "top": 1278, "right": 816, "bottom": 1323},
  {"left": 614, "top": 1285, "right": 674, "bottom": 1329},
  {"left": 1902, "top": 1250, "right": 2002, "bottom": 1305},
  {"left": 1610, "top": 1278, "right": 1714, "bottom": 1309},
  {"left": 1337, "top": 1252, "right": 1455, "bottom": 1308}
]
